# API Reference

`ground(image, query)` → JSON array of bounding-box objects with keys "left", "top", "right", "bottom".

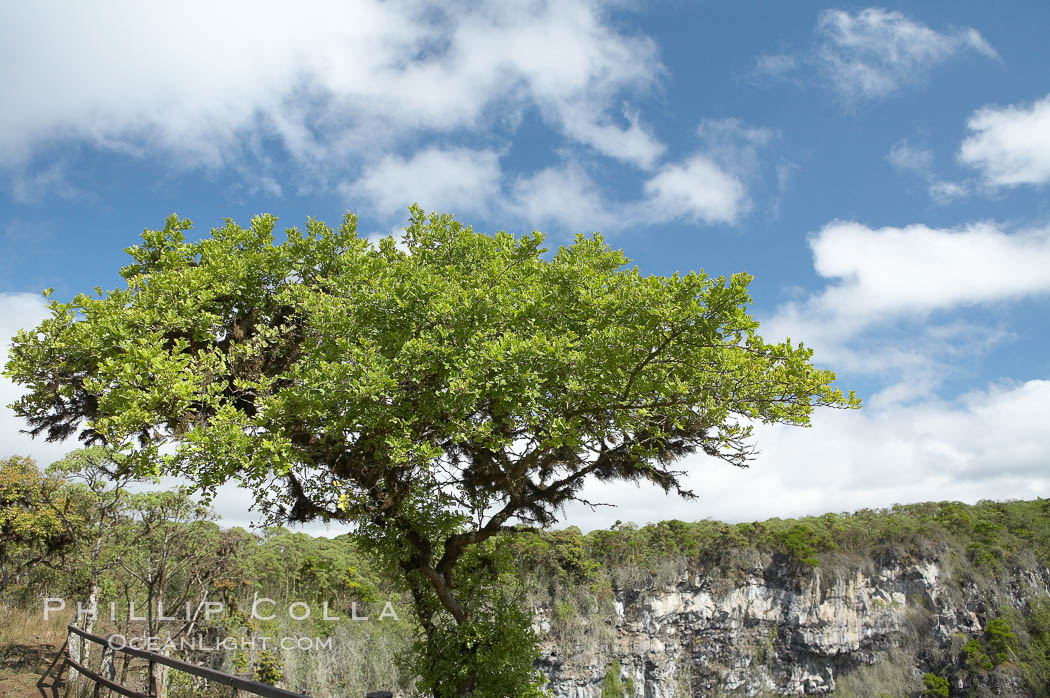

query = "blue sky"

[{"left": 2, "top": 1, "right": 1049, "bottom": 531}]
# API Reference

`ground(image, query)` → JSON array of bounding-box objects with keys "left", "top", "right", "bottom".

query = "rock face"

[{"left": 536, "top": 554, "right": 1050, "bottom": 697}]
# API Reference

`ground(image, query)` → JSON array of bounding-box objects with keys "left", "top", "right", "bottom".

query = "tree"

[
  {"left": 114, "top": 489, "right": 221, "bottom": 696},
  {"left": 4, "top": 208, "right": 859, "bottom": 696},
  {"left": 0, "top": 455, "right": 70, "bottom": 593},
  {"left": 45, "top": 447, "right": 138, "bottom": 601},
  {"left": 43, "top": 447, "right": 141, "bottom": 693}
]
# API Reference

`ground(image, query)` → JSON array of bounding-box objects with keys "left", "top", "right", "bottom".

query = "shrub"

[
  {"left": 963, "top": 638, "right": 994, "bottom": 672},
  {"left": 254, "top": 649, "right": 284, "bottom": 685},
  {"left": 772, "top": 523, "right": 828, "bottom": 567},
  {"left": 601, "top": 658, "right": 627, "bottom": 698},
  {"left": 921, "top": 672, "right": 949, "bottom": 697},
  {"left": 984, "top": 618, "right": 1018, "bottom": 664}
]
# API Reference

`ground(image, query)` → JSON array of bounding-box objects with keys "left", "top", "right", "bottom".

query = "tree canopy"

[
  {"left": 4, "top": 207, "right": 858, "bottom": 695},
  {"left": 0, "top": 455, "right": 70, "bottom": 591}
]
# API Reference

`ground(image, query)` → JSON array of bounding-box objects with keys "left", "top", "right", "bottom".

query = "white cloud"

[
  {"left": 564, "top": 379, "right": 1050, "bottom": 529},
  {"left": 886, "top": 140, "right": 933, "bottom": 173},
  {"left": 809, "top": 221, "right": 1050, "bottom": 317},
  {"left": 557, "top": 104, "right": 665, "bottom": 170},
  {"left": 0, "top": 1, "right": 663, "bottom": 172},
  {"left": 352, "top": 112, "right": 769, "bottom": 233},
  {"left": 765, "top": 221, "right": 1050, "bottom": 348},
  {"left": 641, "top": 155, "right": 747, "bottom": 225},
  {"left": 344, "top": 147, "right": 503, "bottom": 219},
  {"left": 959, "top": 94, "right": 1050, "bottom": 187},
  {"left": 501, "top": 117, "right": 770, "bottom": 232},
  {"left": 506, "top": 163, "right": 618, "bottom": 233},
  {"left": 815, "top": 8, "right": 997, "bottom": 101},
  {"left": 757, "top": 220, "right": 1050, "bottom": 392}
]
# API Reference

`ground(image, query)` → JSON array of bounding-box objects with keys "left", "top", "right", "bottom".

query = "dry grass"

[
  {"left": 0, "top": 601, "right": 72, "bottom": 649},
  {"left": 833, "top": 649, "right": 921, "bottom": 697},
  {"left": 0, "top": 601, "right": 73, "bottom": 698}
]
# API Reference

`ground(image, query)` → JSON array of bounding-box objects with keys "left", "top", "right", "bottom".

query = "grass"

[
  {"left": 0, "top": 601, "right": 71, "bottom": 648},
  {"left": 834, "top": 649, "right": 921, "bottom": 697},
  {"left": 0, "top": 602, "right": 73, "bottom": 698}
]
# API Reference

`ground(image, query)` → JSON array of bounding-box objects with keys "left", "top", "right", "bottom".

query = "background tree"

[
  {"left": 114, "top": 489, "right": 220, "bottom": 695},
  {"left": 4, "top": 208, "right": 859, "bottom": 696},
  {"left": 43, "top": 447, "right": 141, "bottom": 691},
  {"left": 113, "top": 490, "right": 218, "bottom": 636},
  {"left": 44, "top": 448, "right": 138, "bottom": 602},
  {"left": 0, "top": 455, "right": 70, "bottom": 594}
]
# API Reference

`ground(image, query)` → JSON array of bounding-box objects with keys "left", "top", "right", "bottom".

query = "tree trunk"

[
  {"left": 401, "top": 544, "right": 483, "bottom": 697},
  {"left": 67, "top": 583, "right": 100, "bottom": 696},
  {"left": 151, "top": 652, "right": 171, "bottom": 698},
  {"left": 98, "top": 645, "right": 116, "bottom": 683},
  {"left": 81, "top": 584, "right": 100, "bottom": 656},
  {"left": 66, "top": 630, "right": 85, "bottom": 695},
  {"left": 119, "top": 650, "right": 132, "bottom": 687}
]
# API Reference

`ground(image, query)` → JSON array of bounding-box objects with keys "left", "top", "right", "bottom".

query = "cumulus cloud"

[
  {"left": 0, "top": 1, "right": 663, "bottom": 172},
  {"left": 629, "top": 118, "right": 772, "bottom": 226},
  {"left": 333, "top": 115, "right": 769, "bottom": 234},
  {"left": 959, "top": 94, "right": 1050, "bottom": 187},
  {"left": 557, "top": 104, "right": 666, "bottom": 170},
  {"left": 506, "top": 163, "right": 619, "bottom": 233},
  {"left": 641, "top": 156, "right": 747, "bottom": 225},
  {"left": 765, "top": 220, "right": 1050, "bottom": 345},
  {"left": 343, "top": 147, "right": 503, "bottom": 219},
  {"left": 565, "top": 379, "right": 1050, "bottom": 528}
]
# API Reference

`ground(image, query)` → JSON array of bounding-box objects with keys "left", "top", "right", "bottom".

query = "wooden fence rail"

[{"left": 38, "top": 624, "right": 393, "bottom": 698}]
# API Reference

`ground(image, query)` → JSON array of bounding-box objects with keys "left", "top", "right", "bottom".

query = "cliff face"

[{"left": 536, "top": 553, "right": 1050, "bottom": 697}]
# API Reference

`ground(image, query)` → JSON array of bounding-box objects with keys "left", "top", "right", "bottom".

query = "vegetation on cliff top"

[
  {"left": 506, "top": 496, "right": 1050, "bottom": 698},
  {"left": 509, "top": 497, "right": 1050, "bottom": 583},
  {"left": 3, "top": 450, "right": 1049, "bottom": 696}
]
